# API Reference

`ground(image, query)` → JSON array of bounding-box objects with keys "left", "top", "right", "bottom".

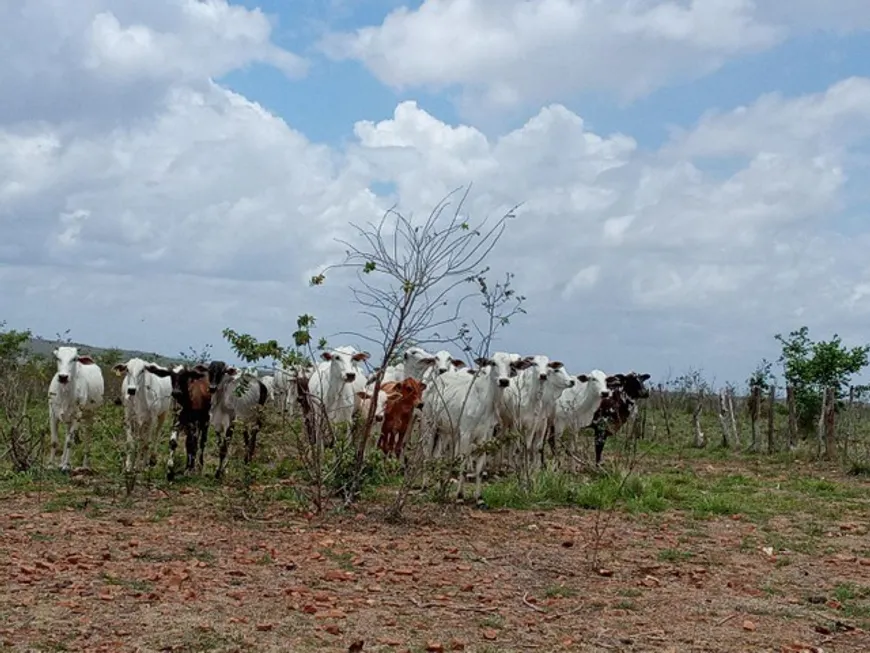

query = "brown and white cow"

[{"left": 145, "top": 363, "right": 212, "bottom": 480}]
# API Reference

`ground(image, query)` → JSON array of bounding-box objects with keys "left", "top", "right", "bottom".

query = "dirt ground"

[{"left": 2, "top": 480, "right": 870, "bottom": 653}]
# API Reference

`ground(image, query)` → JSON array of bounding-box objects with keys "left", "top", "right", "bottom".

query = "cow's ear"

[
  {"left": 112, "top": 364, "right": 127, "bottom": 376},
  {"left": 77, "top": 356, "right": 96, "bottom": 365}
]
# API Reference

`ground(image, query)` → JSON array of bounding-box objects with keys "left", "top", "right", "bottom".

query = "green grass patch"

[
  {"left": 617, "top": 587, "right": 643, "bottom": 598},
  {"left": 101, "top": 573, "right": 153, "bottom": 593},
  {"left": 479, "top": 464, "right": 865, "bottom": 523},
  {"left": 321, "top": 547, "right": 354, "bottom": 571},
  {"left": 544, "top": 585, "right": 577, "bottom": 599},
  {"left": 832, "top": 583, "right": 870, "bottom": 620},
  {"left": 657, "top": 548, "right": 694, "bottom": 563}
]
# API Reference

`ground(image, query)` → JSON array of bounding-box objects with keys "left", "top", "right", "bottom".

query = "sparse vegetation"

[{"left": 5, "top": 194, "right": 870, "bottom": 651}]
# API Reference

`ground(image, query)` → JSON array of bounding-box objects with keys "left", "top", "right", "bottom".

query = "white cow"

[
  {"left": 424, "top": 352, "right": 531, "bottom": 504},
  {"left": 269, "top": 363, "right": 312, "bottom": 419},
  {"left": 403, "top": 347, "right": 465, "bottom": 383},
  {"left": 259, "top": 374, "right": 276, "bottom": 401},
  {"left": 501, "top": 355, "right": 576, "bottom": 472},
  {"left": 113, "top": 358, "right": 173, "bottom": 475},
  {"left": 306, "top": 346, "right": 370, "bottom": 444},
  {"left": 367, "top": 362, "right": 405, "bottom": 386},
  {"left": 206, "top": 361, "right": 269, "bottom": 479},
  {"left": 552, "top": 370, "right": 616, "bottom": 464},
  {"left": 48, "top": 346, "right": 105, "bottom": 472},
  {"left": 402, "top": 346, "right": 438, "bottom": 381}
]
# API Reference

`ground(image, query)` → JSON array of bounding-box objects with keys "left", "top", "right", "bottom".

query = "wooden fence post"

[
  {"left": 749, "top": 385, "right": 762, "bottom": 452},
  {"left": 658, "top": 383, "right": 672, "bottom": 442},
  {"left": 692, "top": 390, "right": 705, "bottom": 448},
  {"left": 767, "top": 384, "right": 776, "bottom": 454},
  {"left": 846, "top": 385, "right": 855, "bottom": 460},
  {"left": 786, "top": 385, "right": 798, "bottom": 451},
  {"left": 824, "top": 387, "right": 836, "bottom": 461},
  {"left": 728, "top": 390, "right": 739, "bottom": 449},
  {"left": 718, "top": 389, "right": 731, "bottom": 448}
]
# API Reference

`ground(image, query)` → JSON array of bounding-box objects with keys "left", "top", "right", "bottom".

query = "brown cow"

[
  {"left": 145, "top": 363, "right": 212, "bottom": 479},
  {"left": 377, "top": 377, "right": 427, "bottom": 458}
]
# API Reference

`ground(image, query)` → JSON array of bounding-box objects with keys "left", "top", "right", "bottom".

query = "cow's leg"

[
  {"left": 167, "top": 425, "right": 179, "bottom": 481},
  {"left": 183, "top": 425, "right": 197, "bottom": 473},
  {"left": 197, "top": 418, "right": 209, "bottom": 473},
  {"left": 473, "top": 451, "right": 488, "bottom": 508},
  {"left": 594, "top": 424, "right": 607, "bottom": 466},
  {"left": 137, "top": 422, "right": 152, "bottom": 476},
  {"left": 80, "top": 416, "right": 93, "bottom": 471},
  {"left": 150, "top": 413, "right": 167, "bottom": 469},
  {"left": 49, "top": 410, "right": 60, "bottom": 468},
  {"left": 124, "top": 417, "right": 138, "bottom": 475},
  {"left": 215, "top": 424, "right": 232, "bottom": 480},
  {"left": 60, "top": 418, "right": 78, "bottom": 473},
  {"left": 242, "top": 423, "right": 258, "bottom": 464},
  {"left": 454, "top": 456, "right": 466, "bottom": 503}
]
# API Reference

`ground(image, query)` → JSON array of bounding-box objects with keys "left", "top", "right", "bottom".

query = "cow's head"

[
  {"left": 433, "top": 350, "right": 455, "bottom": 375},
  {"left": 322, "top": 346, "right": 369, "bottom": 383},
  {"left": 145, "top": 363, "right": 209, "bottom": 401},
  {"left": 53, "top": 346, "right": 94, "bottom": 384},
  {"left": 208, "top": 360, "right": 238, "bottom": 394},
  {"left": 542, "top": 360, "right": 575, "bottom": 391},
  {"left": 620, "top": 372, "right": 652, "bottom": 400},
  {"left": 113, "top": 357, "right": 148, "bottom": 397},
  {"left": 475, "top": 352, "right": 533, "bottom": 388},
  {"left": 577, "top": 370, "right": 618, "bottom": 399}
]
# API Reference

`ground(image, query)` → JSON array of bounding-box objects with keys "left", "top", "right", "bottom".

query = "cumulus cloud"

[
  {"left": 321, "top": 0, "right": 870, "bottom": 114},
  {"left": 0, "top": 0, "right": 306, "bottom": 127},
  {"left": 2, "top": 1, "right": 870, "bottom": 383}
]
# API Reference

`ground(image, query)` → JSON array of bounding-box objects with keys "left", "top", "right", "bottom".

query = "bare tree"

[
  {"left": 386, "top": 272, "right": 526, "bottom": 519},
  {"left": 311, "top": 186, "right": 523, "bottom": 503}
]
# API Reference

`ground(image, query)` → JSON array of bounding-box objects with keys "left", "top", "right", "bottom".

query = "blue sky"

[
  {"left": 3, "top": 0, "right": 870, "bottom": 386},
  {"left": 222, "top": 4, "right": 870, "bottom": 150}
]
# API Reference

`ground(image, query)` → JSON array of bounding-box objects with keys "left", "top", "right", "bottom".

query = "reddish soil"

[{"left": 2, "top": 486, "right": 870, "bottom": 653}]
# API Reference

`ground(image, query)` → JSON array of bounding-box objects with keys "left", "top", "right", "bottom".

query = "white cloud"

[
  {"left": 0, "top": 0, "right": 306, "bottom": 127},
  {"left": 321, "top": 0, "right": 870, "bottom": 116},
  {"left": 3, "top": 2, "right": 870, "bottom": 382}
]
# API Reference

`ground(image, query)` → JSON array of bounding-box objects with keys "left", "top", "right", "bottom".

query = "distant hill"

[{"left": 26, "top": 337, "right": 183, "bottom": 367}]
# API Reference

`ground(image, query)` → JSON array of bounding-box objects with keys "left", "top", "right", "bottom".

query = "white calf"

[
  {"left": 306, "top": 346, "right": 370, "bottom": 443},
  {"left": 367, "top": 362, "right": 405, "bottom": 386},
  {"left": 402, "top": 346, "right": 438, "bottom": 381},
  {"left": 113, "top": 358, "right": 173, "bottom": 475},
  {"left": 552, "top": 370, "right": 616, "bottom": 463},
  {"left": 270, "top": 362, "right": 314, "bottom": 417},
  {"left": 352, "top": 373, "right": 391, "bottom": 424},
  {"left": 48, "top": 346, "right": 105, "bottom": 472}
]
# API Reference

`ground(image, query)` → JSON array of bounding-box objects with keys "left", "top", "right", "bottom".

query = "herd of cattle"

[{"left": 45, "top": 344, "right": 651, "bottom": 502}]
